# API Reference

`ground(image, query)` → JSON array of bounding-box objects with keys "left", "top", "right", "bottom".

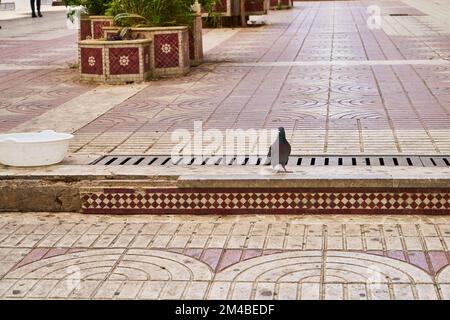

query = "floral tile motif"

[
  {"left": 154, "top": 33, "right": 180, "bottom": 69},
  {"left": 80, "top": 47, "right": 103, "bottom": 75},
  {"left": 108, "top": 47, "right": 140, "bottom": 75}
]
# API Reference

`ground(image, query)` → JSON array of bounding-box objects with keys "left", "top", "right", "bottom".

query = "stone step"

[{"left": 1, "top": 166, "right": 449, "bottom": 214}]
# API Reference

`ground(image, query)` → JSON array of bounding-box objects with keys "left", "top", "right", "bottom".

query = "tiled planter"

[
  {"left": 202, "top": 0, "right": 269, "bottom": 17},
  {"left": 78, "top": 39, "right": 152, "bottom": 84},
  {"left": 245, "top": 0, "right": 269, "bottom": 15},
  {"left": 90, "top": 15, "right": 114, "bottom": 40},
  {"left": 79, "top": 14, "right": 92, "bottom": 41},
  {"left": 104, "top": 26, "right": 190, "bottom": 77},
  {"left": 201, "top": 0, "right": 239, "bottom": 17},
  {"left": 270, "top": 0, "right": 293, "bottom": 10}
]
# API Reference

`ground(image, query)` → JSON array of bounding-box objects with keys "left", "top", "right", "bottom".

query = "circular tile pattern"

[{"left": 5, "top": 249, "right": 213, "bottom": 282}]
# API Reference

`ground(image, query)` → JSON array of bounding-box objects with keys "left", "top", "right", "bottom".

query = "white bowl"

[{"left": 0, "top": 130, "right": 74, "bottom": 167}]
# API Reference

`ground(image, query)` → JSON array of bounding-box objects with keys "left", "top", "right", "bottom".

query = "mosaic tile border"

[{"left": 81, "top": 188, "right": 450, "bottom": 214}]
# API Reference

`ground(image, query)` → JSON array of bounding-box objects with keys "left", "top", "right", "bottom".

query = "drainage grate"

[{"left": 91, "top": 155, "right": 450, "bottom": 167}]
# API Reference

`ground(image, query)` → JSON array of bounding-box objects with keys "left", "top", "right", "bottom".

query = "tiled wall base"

[{"left": 81, "top": 188, "right": 450, "bottom": 215}]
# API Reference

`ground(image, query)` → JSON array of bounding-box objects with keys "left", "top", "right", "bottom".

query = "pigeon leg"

[{"left": 282, "top": 164, "right": 292, "bottom": 173}]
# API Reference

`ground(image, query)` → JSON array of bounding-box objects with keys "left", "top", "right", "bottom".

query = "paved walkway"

[
  {"left": 0, "top": 213, "right": 449, "bottom": 299},
  {"left": 0, "top": 1, "right": 449, "bottom": 164}
]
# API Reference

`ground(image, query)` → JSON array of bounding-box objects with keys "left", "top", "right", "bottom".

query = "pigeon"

[{"left": 267, "top": 127, "right": 291, "bottom": 172}]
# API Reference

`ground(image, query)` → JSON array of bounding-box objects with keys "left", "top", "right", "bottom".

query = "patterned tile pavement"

[
  {"left": 1, "top": 1, "right": 450, "bottom": 161},
  {"left": 0, "top": 213, "right": 450, "bottom": 299}
]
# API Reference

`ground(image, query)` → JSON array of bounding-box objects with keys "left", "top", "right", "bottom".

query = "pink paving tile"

[
  {"left": 43, "top": 248, "right": 69, "bottom": 259},
  {"left": 14, "top": 248, "right": 49, "bottom": 270},
  {"left": 408, "top": 251, "right": 431, "bottom": 273},
  {"left": 427, "top": 251, "right": 449, "bottom": 274},
  {"left": 168, "top": 248, "right": 184, "bottom": 254},
  {"left": 217, "top": 249, "right": 243, "bottom": 272},
  {"left": 262, "top": 249, "right": 283, "bottom": 256},
  {"left": 184, "top": 248, "right": 203, "bottom": 260},
  {"left": 242, "top": 249, "right": 263, "bottom": 261},
  {"left": 387, "top": 250, "right": 407, "bottom": 262},
  {"left": 201, "top": 249, "right": 223, "bottom": 271}
]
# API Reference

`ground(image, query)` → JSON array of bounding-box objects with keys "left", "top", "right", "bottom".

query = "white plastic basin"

[{"left": 0, "top": 130, "right": 74, "bottom": 167}]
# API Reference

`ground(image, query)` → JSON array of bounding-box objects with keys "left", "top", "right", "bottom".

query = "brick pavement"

[
  {"left": 0, "top": 1, "right": 449, "bottom": 162},
  {"left": 0, "top": 213, "right": 450, "bottom": 299}
]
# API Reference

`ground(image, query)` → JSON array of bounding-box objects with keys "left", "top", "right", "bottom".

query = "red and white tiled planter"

[
  {"left": 200, "top": 0, "right": 238, "bottom": 17},
  {"left": 202, "top": 0, "right": 269, "bottom": 17},
  {"left": 245, "top": 0, "right": 270, "bottom": 15},
  {"left": 270, "top": 0, "right": 293, "bottom": 10},
  {"left": 78, "top": 39, "right": 152, "bottom": 84},
  {"left": 79, "top": 15, "right": 92, "bottom": 41},
  {"left": 89, "top": 15, "right": 114, "bottom": 40},
  {"left": 104, "top": 26, "right": 191, "bottom": 77},
  {"left": 78, "top": 15, "right": 114, "bottom": 41}
]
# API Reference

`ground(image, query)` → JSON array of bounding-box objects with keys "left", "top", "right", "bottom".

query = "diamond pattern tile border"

[{"left": 81, "top": 188, "right": 450, "bottom": 214}]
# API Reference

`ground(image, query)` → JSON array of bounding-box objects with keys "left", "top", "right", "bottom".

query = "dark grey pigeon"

[{"left": 268, "top": 127, "right": 291, "bottom": 172}]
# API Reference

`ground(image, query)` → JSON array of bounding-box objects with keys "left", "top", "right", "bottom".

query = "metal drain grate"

[{"left": 91, "top": 155, "right": 450, "bottom": 167}]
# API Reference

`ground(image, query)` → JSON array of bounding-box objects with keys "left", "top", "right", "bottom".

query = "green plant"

[
  {"left": 199, "top": 0, "right": 223, "bottom": 28},
  {"left": 106, "top": 0, "right": 196, "bottom": 27},
  {"left": 63, "top": 0, "right": 112, "bottom": 15}
]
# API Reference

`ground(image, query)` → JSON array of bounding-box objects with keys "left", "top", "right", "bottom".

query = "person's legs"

[
  {"left": 30, "top": 0, "right": 37, "bottom": 18},
  {"left": 37, "top": 0, "right": 42, "bottom": 17}
]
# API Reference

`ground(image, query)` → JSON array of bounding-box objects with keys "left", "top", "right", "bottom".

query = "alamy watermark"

[
  {"left": 170, "top": 121, "right": 280, "bottom": 166},
  {"left": 367, "top": 5, "right": 382, "bottom": 30}
]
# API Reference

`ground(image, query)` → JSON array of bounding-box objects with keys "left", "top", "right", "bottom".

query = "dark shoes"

[
  {"left": 38, "top": 12, "right": 42, "bottom": 17},
  {"left": 31, "top": 12, "right": 42, "bottom": 18}
]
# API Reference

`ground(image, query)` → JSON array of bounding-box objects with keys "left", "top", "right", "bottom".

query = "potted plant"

[
  {"left": 102, "top": 0, "right": 200, "bottom": 77},
  {"left": 78, "top": 28, "right": 152, "bottom": 84},
  {"left": 63, "top": 0, "right": 114, "bottom": 40}
]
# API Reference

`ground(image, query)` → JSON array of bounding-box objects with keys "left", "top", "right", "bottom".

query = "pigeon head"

[{"left": 278, "top": 127, "right": 286, "bottom": 139}]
